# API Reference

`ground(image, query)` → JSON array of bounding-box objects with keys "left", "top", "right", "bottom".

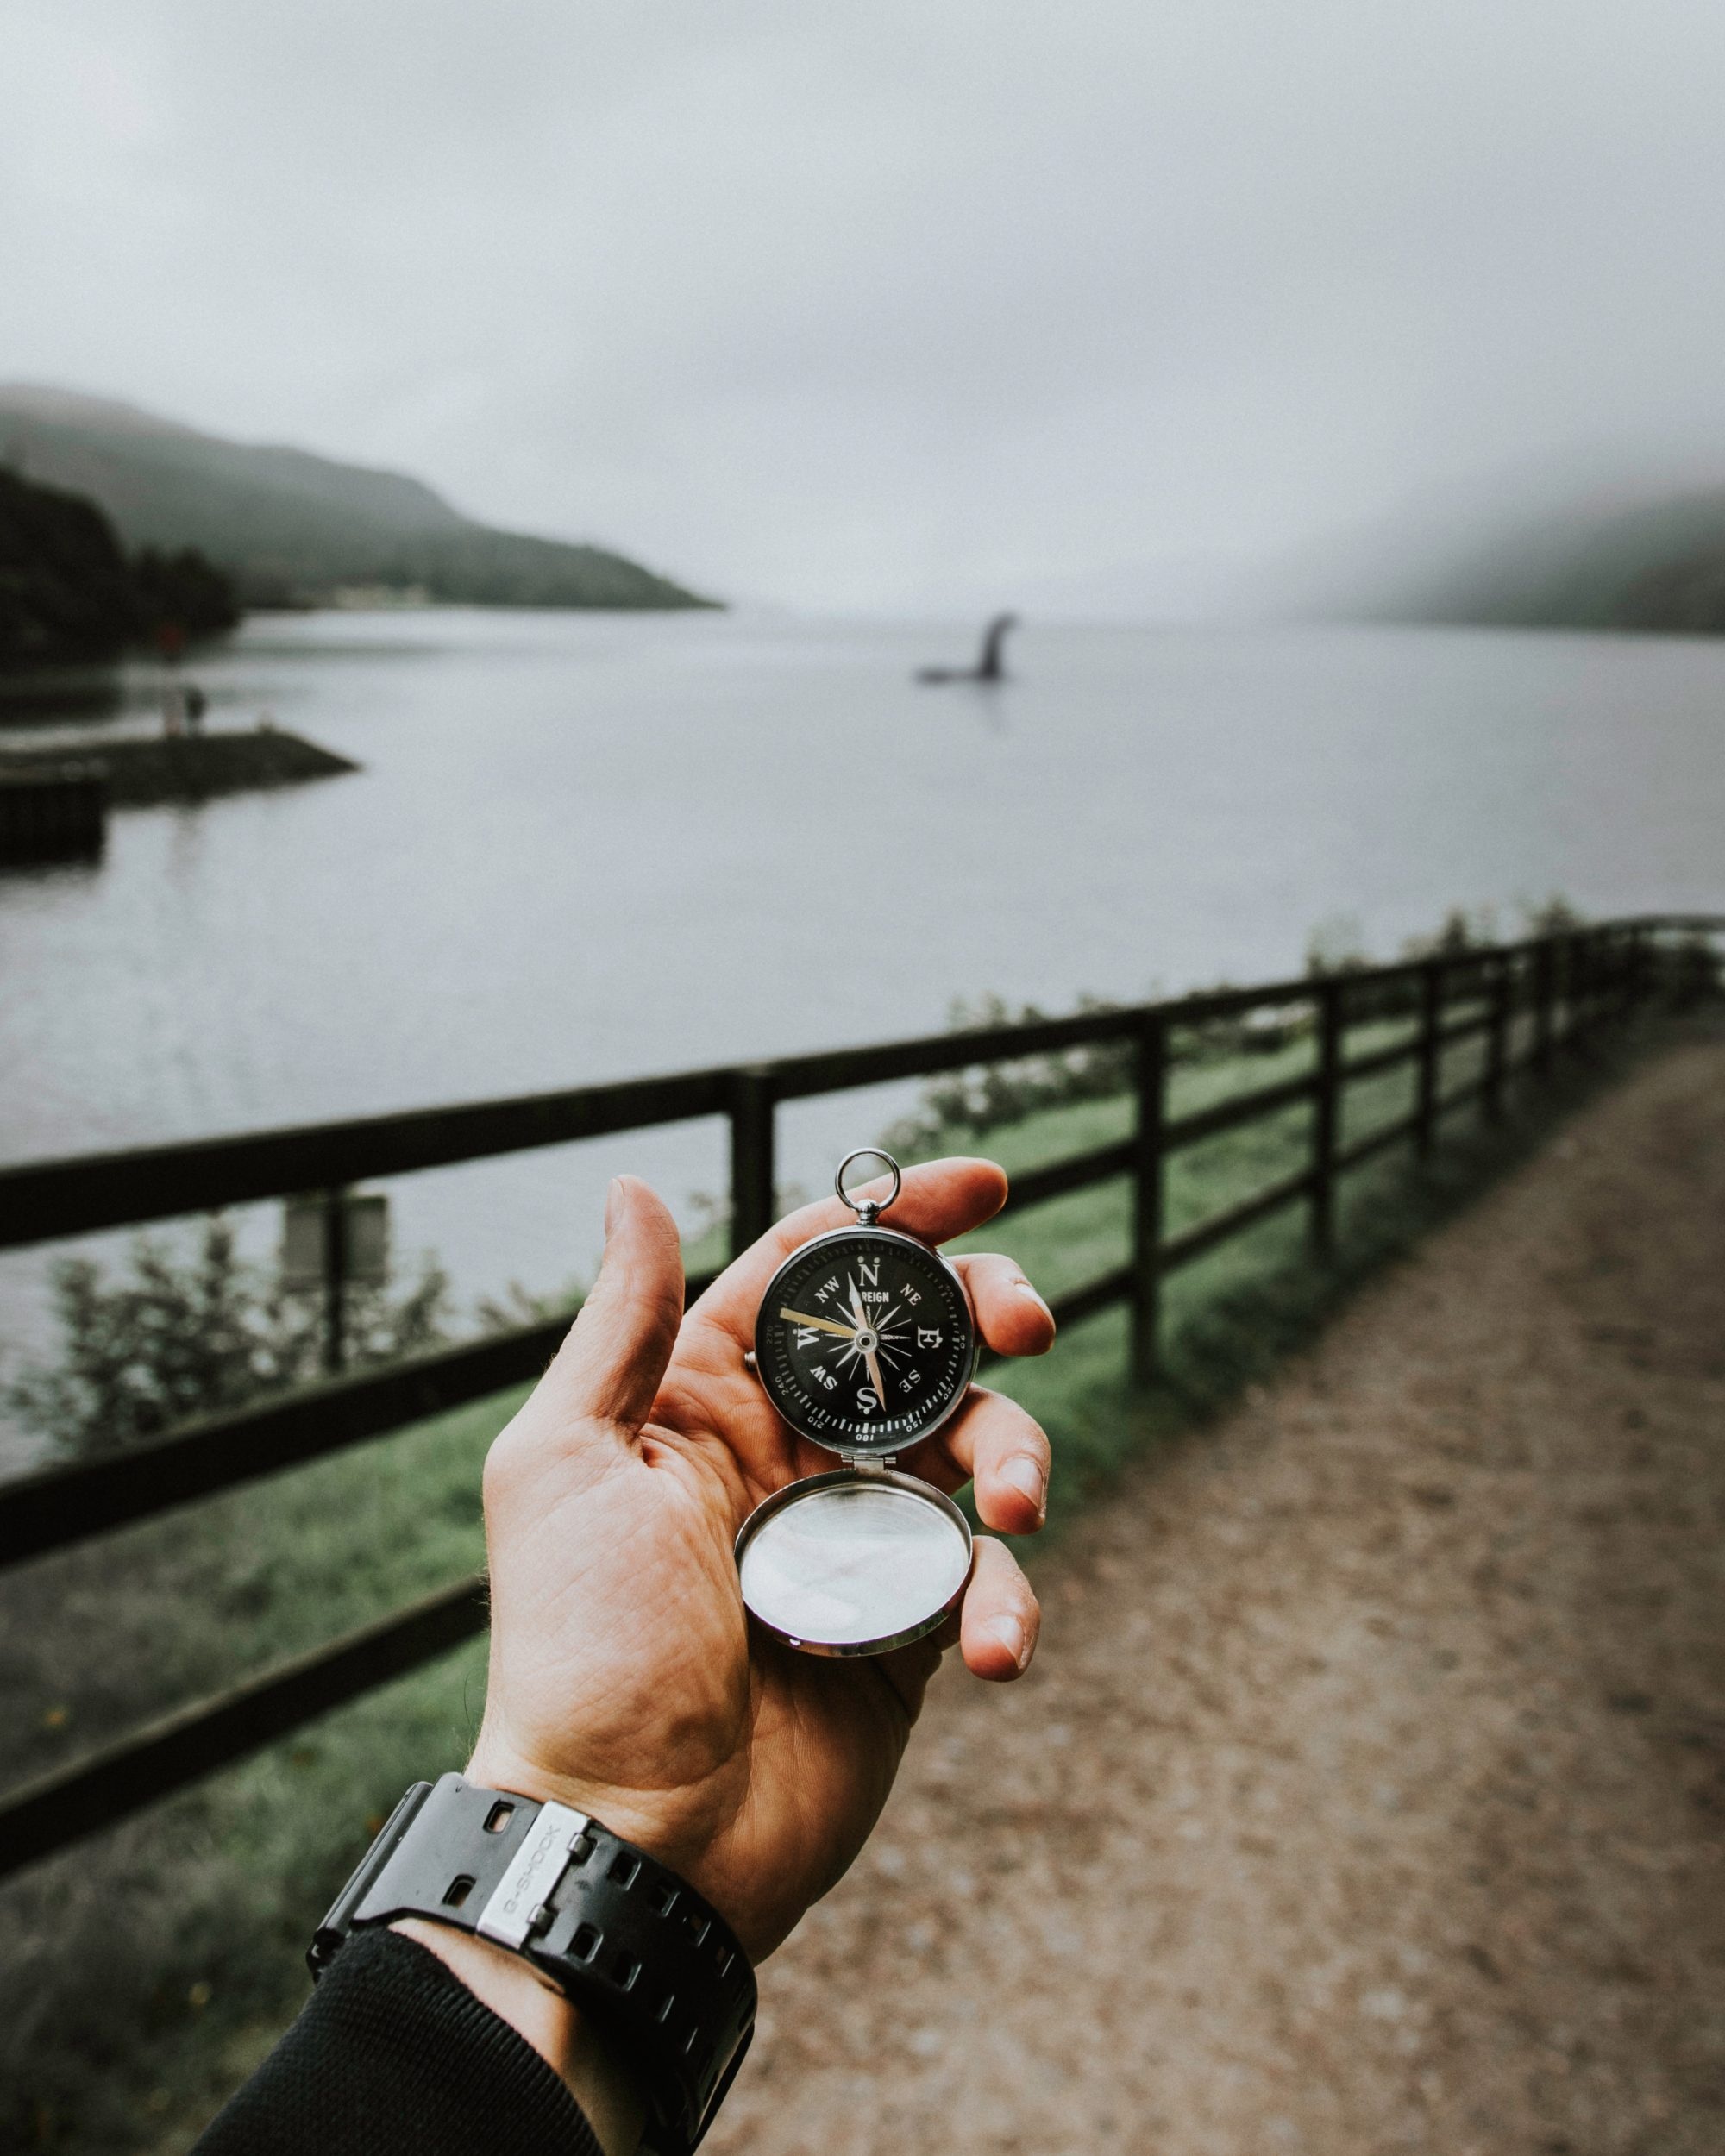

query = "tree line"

[{"left": 0, "top": 466, "right": 239, "bottom": 669}]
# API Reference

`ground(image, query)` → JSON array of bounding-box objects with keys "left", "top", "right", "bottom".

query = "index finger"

[{"left": 686, "top": 1156, "right": 1008, "bottom": 1348}]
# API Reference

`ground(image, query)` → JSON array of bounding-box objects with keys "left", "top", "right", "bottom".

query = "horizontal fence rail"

[
  {"left": 8, "top": 913, "right": 1717, "bottom": 1256},
  {"left": 0, "top": 1578, "right": 492, "bottom": 1876},
  {"left": 1, "top": 912, "right": 1718, "bottom": 1879}
]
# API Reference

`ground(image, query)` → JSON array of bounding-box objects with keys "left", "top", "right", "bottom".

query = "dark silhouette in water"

[{"left": 916, "top": 611, "right": 1017, "bottom": 684}]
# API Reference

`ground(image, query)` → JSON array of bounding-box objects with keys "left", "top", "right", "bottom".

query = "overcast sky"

[{"left": 6, "top": 2, "right": 1725, "bottom": 612}]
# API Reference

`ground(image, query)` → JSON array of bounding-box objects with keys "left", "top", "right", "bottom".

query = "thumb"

[{"left": 543, "top": 1175, "right": 685, "bottom": 1434}]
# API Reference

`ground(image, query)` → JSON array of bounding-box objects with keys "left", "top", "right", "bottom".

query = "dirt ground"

[{"left": 709, "top": 1037, "right": 1725, "bottom": 2156}]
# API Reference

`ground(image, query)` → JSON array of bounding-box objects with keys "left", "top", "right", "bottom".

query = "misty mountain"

[
  {"left": 0, "top": 386, "right": 714, "bottom": 611},
  {"left": 1289, "top": 468, "right": 1725, "bottom": 636},
  {"left": 1390, "top": 490, "right": 1725, "bottom": 635}
]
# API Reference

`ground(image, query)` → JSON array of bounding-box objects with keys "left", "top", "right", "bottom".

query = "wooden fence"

[{"left": 0, "top": 912, "right": 1718, "bottom": 1878}]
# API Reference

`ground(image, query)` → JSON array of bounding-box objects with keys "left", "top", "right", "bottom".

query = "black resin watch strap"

[{"left": 309, "top": 1775, "right": 756, "bottom": 2156}]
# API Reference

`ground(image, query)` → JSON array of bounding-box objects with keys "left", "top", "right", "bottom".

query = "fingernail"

[
  {"left": 605, "top": 1177, "right": 623, "bottom": 1235},
  {"left": 1001, "top": 1455, "right": 1047, "bottom": 1519},
  {"left": 985, "top": 1613, "right": 1031, "bottom": 1670}
]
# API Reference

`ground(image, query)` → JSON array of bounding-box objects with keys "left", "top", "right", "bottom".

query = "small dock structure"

[
  {"left": 0, "top": 761, "right": 106, "bottom": 864},
  {"left": 0, "top": 728, "right": 358, "bottom": 863}
]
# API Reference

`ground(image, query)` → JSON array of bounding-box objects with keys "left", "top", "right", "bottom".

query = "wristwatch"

[{"left": 310, "top": 1774, "right": 756, "bottom": 2155}]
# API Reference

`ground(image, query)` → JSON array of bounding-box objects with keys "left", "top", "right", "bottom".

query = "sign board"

[{"left": 281, "top": 1191, "right": 390, "bottom": 1291}]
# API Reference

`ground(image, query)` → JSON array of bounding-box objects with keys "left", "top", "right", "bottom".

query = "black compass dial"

[{"left": 755, "top": 1226, "right": 975, "bottom": 1452}]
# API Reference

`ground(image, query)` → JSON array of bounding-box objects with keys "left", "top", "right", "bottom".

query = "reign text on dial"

[{"left": 757, "top": 1231, "right": 973, "bottom": 1451}]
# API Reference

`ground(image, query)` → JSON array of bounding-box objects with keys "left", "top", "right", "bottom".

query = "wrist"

[
  {"left": 314, "top": 1775, "right": 756, "bottom": 2156},
  {"left": 464, "top": 1739, "right": 729, "bottom": 1930},
  {"left": 393, "top": 1918, "right": 644, "bottom": 2156}
]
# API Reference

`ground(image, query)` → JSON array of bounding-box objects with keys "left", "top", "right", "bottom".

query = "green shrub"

[{"left": 6, "top": 1217, "right": 449, "bottom": 1459}]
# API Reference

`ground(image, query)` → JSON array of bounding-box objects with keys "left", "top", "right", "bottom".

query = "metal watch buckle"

[{"left": 474, "top": 1798, "right": 591, "bottom": 1950}]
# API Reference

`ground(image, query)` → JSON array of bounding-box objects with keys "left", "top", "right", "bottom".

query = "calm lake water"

[{"left": 3, "top": 607, "right": 1722, "bottom": 1460}]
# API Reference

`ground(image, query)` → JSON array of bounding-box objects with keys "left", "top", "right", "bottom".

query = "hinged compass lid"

[{"left": 733, "top": 1466, "right": 974, "bottom": 1657}]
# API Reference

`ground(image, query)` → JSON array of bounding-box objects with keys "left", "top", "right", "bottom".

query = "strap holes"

[
  {"left": 572, "top": 1923, "right": 601, "bottom": 1962},
  {"left": 646, "top": 1881, "right": 677, "bottom": 1916},
  {"left": 442, "top": 1875, "right": 476, "bottom": 1908},
  {"left": 608, "top": 1853, "right": 640, "bottom": 1888},
  {"left": 614, "top": 1953, "right": 642, "bottom": 1990},
  {"left": 682, "top": 1909, "right": 711, "bottom": 1946},
  {"left": 656, "top": 1992, "right": 677, "bottom": 2024},
  {"left": 483, "top": 1802, "right": 516, "bottom": 1835}
]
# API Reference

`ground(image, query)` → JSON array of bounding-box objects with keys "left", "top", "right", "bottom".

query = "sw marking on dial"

[{"left": 756, "top": 1231, "right": 974, "bottom": 1451}]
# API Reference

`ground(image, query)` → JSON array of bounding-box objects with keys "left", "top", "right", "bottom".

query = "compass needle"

[{"left": 777, "top": 1307, "right": 858, "bottom": 1340}]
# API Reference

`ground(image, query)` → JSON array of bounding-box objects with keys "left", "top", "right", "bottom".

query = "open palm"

[{"left": 467, "top": 1161, "right": 1054, "bottom": 1961}]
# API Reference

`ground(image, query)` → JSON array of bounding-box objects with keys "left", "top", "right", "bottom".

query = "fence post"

[
  {"left": 1562, "top": 933, "right": 1587, "bottom": 1055},
  {"left": 1570, "top": 936, "right": 1596, "bottom": 1052},
  {"left": 1634, "top": 923, "right": 1656, "bottom": 1009},
  {"left": 1628, "top": 923, "right": 1652, "bottom": 1009},
  {"left": 1414, "top": 958, "right": 1443, "bottom": 1158},
  {"left": 1677, "top": 927, "right": 1709, "bottom": 1011},
  {"left": 1309, "top": 978, "right": 1343, "bottom": 1259},
  {"left": 1129, "top": 1013, "right": 1167, "bottom": 1385},
  {"left": 322, "top": 1186, "right": 348, "bottom": 1375},
  {"left": 1484, "top": 951, "right": 1510, "bottom": 1123},
  {"left": 1532, "top": 937, "right": 1555, "bottom": 1077},
  {"left": 729, "top": 1069, "right": 778, "bottom": 1258},
  {"left": 1602, "top": 928, "right": 1618, "bottom": 1030},
  {"left": 1607, "top": 928, "right": 1622, "bottom": 1020}
]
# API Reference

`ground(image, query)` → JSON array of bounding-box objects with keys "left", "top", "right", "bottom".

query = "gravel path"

[{"left": 711, "top": 1036, "right": 1725, "bottom": 2156}]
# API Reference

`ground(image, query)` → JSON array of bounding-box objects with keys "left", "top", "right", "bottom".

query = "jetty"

[{"left": 0, "top": 729, "right": 358, "bottom": 862}]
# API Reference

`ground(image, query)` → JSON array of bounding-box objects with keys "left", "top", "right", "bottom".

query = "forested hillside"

[
  {"left": 0, "top": 467, "right": 238, "bottom": 668},
  {"left": 0, "top": 386, "right": 713, "bottom": 611},
  {"left": 1387, "top": 486, "right": 1725, "bottom": 635}
]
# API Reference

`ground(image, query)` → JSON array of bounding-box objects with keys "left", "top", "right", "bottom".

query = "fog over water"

[{"left": 2, "top": 606, "right": 1722, "bottom": 1463}]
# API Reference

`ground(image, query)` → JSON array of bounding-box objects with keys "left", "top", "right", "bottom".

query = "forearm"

[
  {"left": 392, "top": 1920, "right": 644, "bottom": 2156},
  {"left": 191, "top": 1927, "right": 615, "bottom": 2156}
]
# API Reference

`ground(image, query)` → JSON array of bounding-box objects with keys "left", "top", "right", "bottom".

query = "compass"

[{"left": 736, "top": 1150, "right": 979, "bottom": 1658}]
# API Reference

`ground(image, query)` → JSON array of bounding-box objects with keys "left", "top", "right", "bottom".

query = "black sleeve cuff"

[{"left": 192, "top": 1927, "right": 605, "bottom": 2156}]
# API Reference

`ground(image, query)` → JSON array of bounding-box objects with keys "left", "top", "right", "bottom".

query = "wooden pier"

[
  {"left": 0, "top": 762, "right": 106, "bottom": 864},
  {"left": 0, "top": 729, "right": 357, "bottom": 862}
]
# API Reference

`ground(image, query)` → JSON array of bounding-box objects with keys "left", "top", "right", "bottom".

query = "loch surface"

[{"left": 2, "top": 606, "right": 1722, "bottom": 1450}]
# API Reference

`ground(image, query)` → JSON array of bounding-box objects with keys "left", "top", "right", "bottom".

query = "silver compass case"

[{"left": 735, "top": 1152, "right": 979, "bottom": 1658}]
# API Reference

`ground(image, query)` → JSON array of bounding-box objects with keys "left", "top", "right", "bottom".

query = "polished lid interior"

[{"left": 737, "top": 1478, "right": 971, "bottom": 1648}]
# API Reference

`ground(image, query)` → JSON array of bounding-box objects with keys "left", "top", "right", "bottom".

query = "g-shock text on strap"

[{"left": 310, "top": 1775, "right": 756, "bottom": 2156}]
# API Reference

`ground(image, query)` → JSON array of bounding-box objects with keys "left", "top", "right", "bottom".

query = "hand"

[{"left": 466, "top": 1158, "right": 1055, "bottom": 1964}]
